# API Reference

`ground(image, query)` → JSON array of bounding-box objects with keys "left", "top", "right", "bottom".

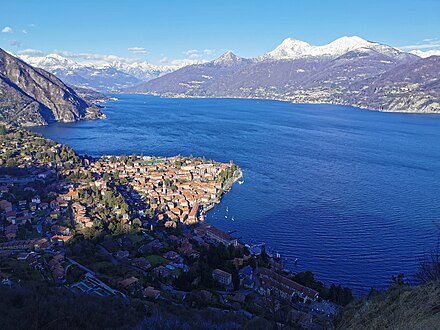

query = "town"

[{"left": 0, "top": 125, "right": 350, "bottom": 329}]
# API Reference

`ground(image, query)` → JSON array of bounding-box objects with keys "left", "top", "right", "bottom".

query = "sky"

[{"left": 1, "top": 0, "right": 439, "bottom": 66}]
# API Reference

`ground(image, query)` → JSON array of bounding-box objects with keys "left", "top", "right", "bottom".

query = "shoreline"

[
  {"left": 126, "top": 92, "right": 440, "bottom": 115},
  {"left": 200, "top": 167, "right": 243, "bottom": 217}
]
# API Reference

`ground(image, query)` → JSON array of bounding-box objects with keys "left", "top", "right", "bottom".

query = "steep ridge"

[{"left": 0, "top": 49, "right": 104, "bottom": 126}]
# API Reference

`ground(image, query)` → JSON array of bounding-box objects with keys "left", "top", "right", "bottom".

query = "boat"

[
  {"left": 225, "top": 215, "right": 228, "bottom": 219},
  {"left": 294, "top": 258, "right": 298, "bottom": 265},
  {"left": 226, "top": 207, "right": 229, "bottom": 212},
  {"left": 231, "top": 216, "right": 235, "bottom": 221},
  {"left": 238, "top": 180, "right": 244, "bottom": 185}
]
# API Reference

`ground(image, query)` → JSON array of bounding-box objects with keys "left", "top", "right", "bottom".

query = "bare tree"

[{"left": 415, "top": 223, "right": 440, "bottom": 284}]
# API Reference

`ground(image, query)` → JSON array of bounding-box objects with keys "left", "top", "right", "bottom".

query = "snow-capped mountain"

[
  {"left": 129, "top": 36, "right": 439, "bottom": 113},
  {"left": 18, "top": 53, "right": 177, "bottom": 92},
  {"left": 20, "top": 53, "right": 81, "bottom": 70},
  {"left": 101, "top": 60, "right": 175, "bottom": 81},
  {"left": 410, "top": 49, "right": 440, "bottom": 58},
  {"left": 262, "top": 36, "right": 413, "bottom": 61},
  {"left": 212, "top": 51, "right": 251, "bottom": 66}
]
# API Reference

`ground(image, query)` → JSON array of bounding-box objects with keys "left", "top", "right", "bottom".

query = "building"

[
  {"left": 239, "top": 265, "right": 255, "bottom": 288},
  {"left": 212, "top": 268, "right": 232, "bottom": 286},
  {"left": 118, "top": 276, "right": 139, "bottom": 291},
  {"left": 196, "top": 224, "right": 238, "bottom": 247},
  {"left": 259, "top": 268, "right": 319, "bottom": 303},
  {"left": 186, "top": 204, "right": 199, "bottom": 224},
  {"left": 143, "top": 286, "right": 161, "bottom": 300},
  {"left": 51, "top": 235, "right": 72, "bottom": 245}
]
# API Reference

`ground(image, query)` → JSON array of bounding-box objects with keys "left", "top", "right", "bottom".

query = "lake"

[{"left": 32, "top": 94, "right": 440, "bottom": 293}]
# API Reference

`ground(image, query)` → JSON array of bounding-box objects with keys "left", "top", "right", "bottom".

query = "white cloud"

[
  {"left": 166, "top": 58, "right": 208, "bottom": 67},
  {"left": 185, "top": 49, "right": 199, "bottom": 56},
  {"left": 400, "top": 39, "right": 440, "bottom": 50},
  {"left": 17, "top": 48, "right": 44, "bottom": 55},
  {"left": 184, "top": 48, "right": 216, "bottom": 60},
  {"left": 52, "top": 50, "right": 144, "bottom": 66},
  {"left": 1, "top": 26, "right": 13, "bottom": 33},
  {"left": 22, "top": 29, "right": 28, "bottom": 34},
  {"left": 128, "top": 47, "right": 148, "bottom": 54}
]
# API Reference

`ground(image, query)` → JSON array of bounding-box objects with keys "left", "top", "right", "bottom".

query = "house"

[
  {"left": 0, "top": 186, "right": 9, "bottom": 197},
  {"left": 164, "top": 220, "right": 176, "bottom": 229},
  {"left": 51, "top": 235, "right": 72, "bottom": 245},
  {"left": 143, "top": 286, "right": 161, "bottom": 300},
  {"left": 186, "top": 204, "right": 199, "bottom": 224},
  {"left": 60, "top": 188, "right": 79, "bottom": 201},
  {"left": 5, "top": 211, "right": 16, "bottom": 223},
  {"left": 14, "top": 215, "right": 32, "bottom": 225},
  {"left": 239, "top": 265, "right": 254, "bottom": 288},
  {"left": 212, "top": 268, "right": 232, "bottom": 286},
  {"left": 163, "top": 250, "right": 180, "bottom": 261},
  {"left": 0, "top": 200, "right": 12, "bottom": 212},
  {"left": 115, "top": 250, "right": 130, "bottom": 259},
  {"left": 31, "top": 196, "right": 41, "bottom": 204},
  {"left": 4, "top": 224, "right": 18, "bottom": 240},
  {"left": 51, "top": 225, "right": 70, "bottom": 235},
  {"left": 48, "top": 255, "right": 64, "bottom": 269},
  {"left": 132, "top": 257, "right": 152, "bottom": 271},
  {"left": 229, "top": 292, "right": 247, "bottom": 304},
  {"left": 33, "top": 237, "right": 50, "bottom": 250},
  {"left": 118, "top": 276, "right": 139, "bottom": 290},
  {"left": 259, "top": 268, "right": 319, "bottom": 303},
  {"left": 39, "top": 202, "right": 49, "bottom": 210},
  {"left": 153, "top": 265, "right": 172, "bottom": 279},
  {"left": 52, "top": 265, "right": 64, "bottom": 282}
]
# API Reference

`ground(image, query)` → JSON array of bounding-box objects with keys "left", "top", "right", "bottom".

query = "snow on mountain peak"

[
  {"left": 410, "top": 49, "right": 440, "bottom": 58},
  {"left": 327, "top": 36, "right": 370, "bottom": 48},
  {"left": 213, "top": 51, "right": 245, "bottom": 66},
  {"left": 264, "top": 36, "right": 406, "bottom": 60},
  {"left": 267, "top": 38, "right": 312, "bottom": 59},
  {"left": 19, "top": 53, "right": 80, "bottom": 70}
]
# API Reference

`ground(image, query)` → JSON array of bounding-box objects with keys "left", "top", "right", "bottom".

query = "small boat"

[
  {"left": 226, "top": 207, "right": 229, "bottom": 212},
  {"left": 231, "top": 216, "right": 235, "bottom": 221},
  {"left": 294, "top": 258, "right": 298, "bottom": 265},
  {"left": 225, "top": 215, "right": 228, "bottom": 219},
  {"left": 238, "top": 180, "right": 244, "bottom": 185}
]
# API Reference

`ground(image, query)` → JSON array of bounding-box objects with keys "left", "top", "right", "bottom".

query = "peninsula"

[{"left": 0, "top": 124, "right": 351, "bottom": 329}]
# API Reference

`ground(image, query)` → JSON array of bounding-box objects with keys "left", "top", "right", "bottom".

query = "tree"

[
  {"left": 415, "top": 225, "right": 440, "bottom": 284},
  {"left": 132, "top": 218, "right": 142, "bottom": 228},
  {"left": 0, "top": 125, "right": 7, "bottom": 135},
  {"left": 6, "top": 158, "right": 16, "bottom": 167},
  {"left": 391, "top": 273, "right": 407, "bottom": 288}
]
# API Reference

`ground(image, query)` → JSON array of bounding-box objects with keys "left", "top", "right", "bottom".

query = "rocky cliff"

[{"left": 0, "top": 49, "right": 105, "bottom": 126}]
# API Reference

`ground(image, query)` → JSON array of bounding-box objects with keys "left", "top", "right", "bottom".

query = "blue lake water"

[{"left": 32, "top": 94, "right": 440, "bottom": 293}]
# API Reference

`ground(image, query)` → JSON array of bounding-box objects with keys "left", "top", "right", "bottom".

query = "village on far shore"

[{"left": 0, "top": 124, "right": 350, "bottom": 329}]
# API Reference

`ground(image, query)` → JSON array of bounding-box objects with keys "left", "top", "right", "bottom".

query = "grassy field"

[{"left": 336, "top": 281, "right": 440, "bottom": 330}]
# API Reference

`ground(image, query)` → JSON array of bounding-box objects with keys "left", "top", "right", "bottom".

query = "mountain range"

[
  {"left": 18, "top": 53, "right": 176, "bottom": 93},
  {"left": 128, "top": 36, "right": 440, "bottom": 113},
  {"left": 3, "top": 36, "right": 440, "bottom": 120},
  {"left": 0, "top": 49, "right": 104, "bottom": 127}
]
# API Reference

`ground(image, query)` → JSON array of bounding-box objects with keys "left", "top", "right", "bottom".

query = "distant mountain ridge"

[
  {"left": 128, "top": 36, "right": 440, "bottom": 113},
  {"left": 19, "top": 53, "right": 176, "bottom": 92},
  {"left": 0, "top": 49, "right": 104, "bottom": 127}
]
